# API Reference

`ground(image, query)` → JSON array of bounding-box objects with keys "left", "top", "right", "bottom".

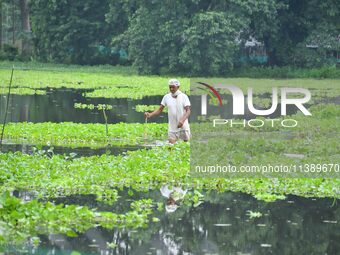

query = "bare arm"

[
  {"left": 144, "top": 105, "right": 165, "bottom": 119},
  {"left": 178, "top": 106, "right": 191, "bottom": 128}
]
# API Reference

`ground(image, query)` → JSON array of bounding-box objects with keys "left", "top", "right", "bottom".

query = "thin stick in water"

[{"left": 0, "top": 66, "right": 14, "bottom": 151}]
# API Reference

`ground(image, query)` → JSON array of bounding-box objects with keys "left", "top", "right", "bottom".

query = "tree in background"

[
  {"left": 29, "top": 0, "right": 116, "bottom": 64},
  {"left": 19, "top": 0, "right": 31, "bottom": 57},
  {"left": 261, "top": 0, "right": 340, "bottom": 66},
  {"left": 0, "top": 0, "right": 26, "bottom": 60},
  {"left": 0, "top": 0, "right": 337, "bottom": 72},
  {"left": 108, "top": 0, "right": 284, "bottom": 75}
]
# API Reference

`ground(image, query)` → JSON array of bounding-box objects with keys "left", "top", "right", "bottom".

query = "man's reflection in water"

[{"left": 160, "top": 185, "right": 187, "bottom": 213}]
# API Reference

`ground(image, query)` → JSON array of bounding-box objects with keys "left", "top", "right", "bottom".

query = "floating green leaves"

[
  {"left": 0, "top": 192, "right": 153, "bottom": 244},
  {"left": 74, "top": 103, "right": 113, "bottom": 110},
  {"left": 3, "top": 122, "right": 168, "bottom": 147},
  {"left": 135, "top": 104, "right": 168, "bottom": 113}
]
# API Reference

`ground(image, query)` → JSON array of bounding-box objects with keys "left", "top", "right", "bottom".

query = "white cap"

[
  {"left": 165, "top": 204, "right": 178, "bottom": 213},
  {"left": 168, "top": 79, "right": 180, "bottom": 86}
]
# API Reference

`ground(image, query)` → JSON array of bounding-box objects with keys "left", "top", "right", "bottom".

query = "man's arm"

[
  {"left": 177, "top": 106, "right": 191, "bottom": 128},
  {"left": 144, "top": 105, "right": 165, "bottom": 119}
]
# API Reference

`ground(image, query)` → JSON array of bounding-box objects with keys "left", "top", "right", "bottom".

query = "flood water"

[
  {"left": 0, "top": 143, "right": 146, "bottom": 157},
  {"left": 0, "top": 88, "right": 167, "bottom": 124},
  {"left": 7, "top": 191, "right": 340, "bottom": 255},
  {"left": 2, "top": 88, "right": 331, "bottom": 125},
  {"left": 1, "top": 88, "right": 339, "bottom": 254},
  {"left": 0, "top": 87, "right": 304, "bottom": 156}
]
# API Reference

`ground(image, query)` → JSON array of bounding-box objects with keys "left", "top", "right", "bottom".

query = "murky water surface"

[
  {"left": 1, "top": 88, "right": 339, "bottom": 254},
  {"left": 8, "top": 191, "right": 340, "bottom": 255}
]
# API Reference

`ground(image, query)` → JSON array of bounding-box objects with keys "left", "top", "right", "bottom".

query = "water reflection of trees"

[
  {"left": 38, "top": 191, "right": 339, "bottom": 255},
  {"left": 0, "top": 89, "right": 166, "bottom": 124}
]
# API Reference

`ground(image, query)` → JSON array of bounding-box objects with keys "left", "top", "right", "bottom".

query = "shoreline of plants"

[{"left": 0, "top": 61, "right": 339, "bottom": 79}]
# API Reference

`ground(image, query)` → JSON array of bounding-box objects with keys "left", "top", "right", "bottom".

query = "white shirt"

[{"left": 161, "top": 93, "right": 191, "bottom": 132}]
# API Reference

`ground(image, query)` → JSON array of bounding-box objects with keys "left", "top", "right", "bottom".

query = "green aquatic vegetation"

[
  {"left": 251, "top": 97, "right": 276, "bottom": 108},
  {"left": 0, "top": 68, "right": 190, "bottom": 99},
  {"left": 135, "top": 104, "right": 168, "bottom": 113},
  {"left": 74, "top": 103, "right": 113, "bottom": 138},
  {"left": 0, "top": 143, "right": 190, "bottom": 198},
  {"left": 0, "top": 61, "right": 138, "bottom": 75},
  {"left": 0, "top": 142, "right": 339, "bottom": 201},
  {"left": 83, "top": 86, "right": 190, "bottom": 99},
  {"left": 191, "top": 104, "right": 340, "bottom": 178},
  {"left": 1, "top": 64, "right": 339, "bottom": 99},
  {"left": 0, "top": 140, "right": 339, "bottom": 243},
  {"left": 191, "top": 78, "right": 340, "bottom": 111},
  {"left": 3, "top": 122, "right": 168, "bottom": 147},
  {"left": 192, "top": 78, "right": 340, "bottom": 93},
  {"left": 0, "top": 87, "right": 46, "bottom": 95},
  {"left": 246, "top": 210, "right": 263, "bottom": 218},
  {"left": 74, "top": 103, "right": 113, "bottom": 110},
  {"left": 0, "top": 192, "right": 153, "bottom": 244}
]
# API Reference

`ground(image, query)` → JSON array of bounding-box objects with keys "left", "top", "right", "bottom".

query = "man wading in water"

[{"left": 144, "top": 79, "right": 191, "bottom": 144}]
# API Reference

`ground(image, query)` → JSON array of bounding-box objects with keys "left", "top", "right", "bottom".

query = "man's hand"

[
  {"left": 177, "top": 120, "right": 184, "bottom": 128},
  {"left": 144, "top": 112, "right": 151, "bottom": 119}
]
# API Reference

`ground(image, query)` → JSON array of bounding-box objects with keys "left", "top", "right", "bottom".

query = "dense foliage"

[
  {"left": 29, "top": 0, "right": 116, "bottom": 65},
  {"left": 108, "top": 0, "right": 284, "bottom": 75},
  {"left": 19, "top": 0, "right": 339, "bottom": 74}
]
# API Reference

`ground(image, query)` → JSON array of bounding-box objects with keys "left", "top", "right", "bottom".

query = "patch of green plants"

[
  {"left": 191, "top": 78, "right": 340, "bottom": 96},
  {"left": 229, "top": 65, "right": 340, "bottom": 79},
  {"left": 74, "top": 103, "right": 113, "bottom": 138},
  {"left": 0, "top": 61, "right": 138, "bottom": 75},
  {"left": 1, "top": 64, "right": 339, "bottom": 99},
  {"left": 0, "top": 68, "right": 190, "bottom": 99},
  {"left": 3, "top": 122, "right": 168, "bottom": 147},
  {"left": 0, "top": 87, "right": 46, "bottom": 95},
  {"left": 0, "top": 142, "right": 339, "bottom": 201},
  {"left": 0, "top": 141, "right": 339, "bottom": 244},
  {"left": 74, "top": 103, "right": 113, "bottom": 110},
  {"left": 191, "top": 104, "right": 340, "bottom": 178},
  {"left": 135, "top": 104, "right": 168, "bottom": 113},
  {"left": 0, "top": 191, "right": 154, "bottom": 244},
  {"left": 83, "top": 86, "right": 189, "bottom": 99}
]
